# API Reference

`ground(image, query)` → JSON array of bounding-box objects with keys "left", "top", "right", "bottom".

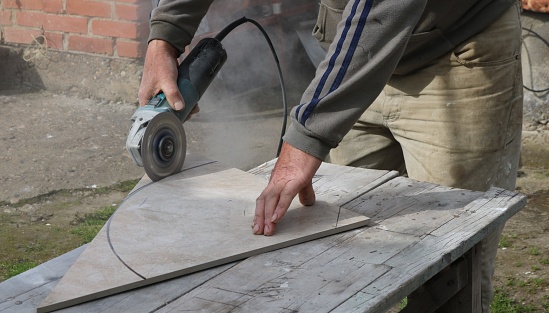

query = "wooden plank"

[
  {"left": 0, "top": 246, "right": 85, "bottom": 313},
  {"left": 38, "top": 166, "right": 370, "bottom": 312},
  {"left": 402, "top": 251, "right": 469, "bottom": 312},
  {"left": 330, "top": 187, "right": 526, "bottom": 313},
  {"left": 436, "top": 244, "right": 482, "bottom": 313},
  {"left": 159, "top": 227, "right": 419, "bottom": 312},
  {"left": 53, "top": 263, "right": 237, "bottom": 313},
  {"left": 346, "top": 176, "right": 484, "bottom": 235}
]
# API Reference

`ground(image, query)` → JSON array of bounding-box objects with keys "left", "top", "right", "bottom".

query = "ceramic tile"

[{"left": 38, "top": 167, "right": 369, "bottom": 312}]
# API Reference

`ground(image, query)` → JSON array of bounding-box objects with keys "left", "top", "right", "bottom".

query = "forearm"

[{"left": 287, "top": 0, "right": 428, "bottom": 160}]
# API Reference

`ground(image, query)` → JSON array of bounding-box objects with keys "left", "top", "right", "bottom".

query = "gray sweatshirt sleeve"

[
  {"left": 148, "top": 0, "right": 215, "bottom": 53},
  {"left": 283, "top": 0, "right": 428, "bottom": 160}
]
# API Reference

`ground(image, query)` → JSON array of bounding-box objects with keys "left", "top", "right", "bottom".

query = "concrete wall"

[
  {"left": 521, "top": 11, "right": 549, "bottom": 128},
  {"left": 0, "top": 0, "right": 152, "bottom": 102}
]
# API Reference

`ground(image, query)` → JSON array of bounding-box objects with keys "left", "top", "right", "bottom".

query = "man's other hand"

[{"left": 253, "top": 142, "right": 322, "bottom": 236}]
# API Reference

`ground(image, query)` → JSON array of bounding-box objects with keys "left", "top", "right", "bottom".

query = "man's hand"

[
  {"left": 253, "top": 142, "right": 322, "bottom": 236},
  {"left": 138, "top": 40, "right": 199, "bottom": 118}
]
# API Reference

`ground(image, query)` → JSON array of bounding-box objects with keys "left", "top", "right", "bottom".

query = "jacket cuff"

[
  {"left": 148, "top": 21, "right": 192, "bottom": 54},
  {"left": 282, "top": 122, "right": 333, "bottom": 161}
]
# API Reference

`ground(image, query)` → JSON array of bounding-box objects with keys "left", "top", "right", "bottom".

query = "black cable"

[
  {"left": 214, "top": 17, "right": 248, "bottom": 41},
  {"left": 523, "top": 85, "right": 549, "bottom": 93},
  {"left": 523, "top": 27, "right": 549, "bottom": 47},
  {"left": 522, "top": 27, "right": 549, "bottom": 93},
  {"left": 215, "top": 17, "right": 288, "bottom": 157}
]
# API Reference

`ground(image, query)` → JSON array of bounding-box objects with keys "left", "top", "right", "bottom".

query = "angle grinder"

[
  {"left": 126, "top": 37, "right": 227, "bottom": 181},
  {"left": 126, "top": 17, "right": 286, "bottom": 181}
]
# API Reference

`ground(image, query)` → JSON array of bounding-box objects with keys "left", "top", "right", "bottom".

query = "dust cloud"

[{"left": 183, "top": 0, "right": 318, "bottom": 170}]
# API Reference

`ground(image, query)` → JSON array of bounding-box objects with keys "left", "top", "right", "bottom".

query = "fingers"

[
  {"left": 252, "top": 142, "right": 322, "bottom": 236},
  {"left": 254, "top": 179, "right": 310, "bottom": 236},
  {"left": 298, "top": 181, "right": 316, "bottom": 206},
  {"left": 254, "top": 186, "right": 286, "bottom": 236},
  {"left": 163, "top": 85, "right": 185, "bottom": 111},
  {"left": 184, "top": 105, "right": 200, "bottom": 122},
  {"left": 138, "top": 86, "right": 157, "bottom": 107},
  {"left": 190, "top": 105, "right": 200, "bottom": 115},
  {"left": 253, "top": 196, "right": 266, "bottom": 235},
  {"left": 138, "top": 39, "right": 182, "bottom": 109}
]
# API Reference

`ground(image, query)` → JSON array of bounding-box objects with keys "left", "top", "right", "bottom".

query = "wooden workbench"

[{"left": 0, "top": 157, "right": 526, "bottom": 313}]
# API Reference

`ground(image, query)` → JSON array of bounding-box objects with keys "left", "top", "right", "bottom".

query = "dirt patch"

[
  {"left": 0, "top": 90, "right": 144, "bottom": 203},
  {"left": 492, "top": 169, "right": 549, "bottom": 310}
]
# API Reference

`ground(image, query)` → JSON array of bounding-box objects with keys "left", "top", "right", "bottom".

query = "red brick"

[
  {"left": 43, "top": 0, "right": 63, "bottom": 13},
  {"left": 66, "top": 0, "right": 112, "bottom": 18},
  {"left": 2, "top": 0, "right": 18, "bottom": 9},
  {"left": 110, "top": 0, "right": 141, "bottom": 4},
  {"left": 68, "top": 35, "right": 113, "bottom": 54},
  {"left": 115, "top": 2, "right": 151, "bottom": 22},
  {"left": 91, "top": 20, "right": 147, "bottom": 39},
  {"left": 44, "top": 15, "right": 88, "bottom": 34},
  {"left": 15, "top": 11, "right": 46, "bottom": 28},
  {"left": 116, "top": 39, "right": 146, "bottom": 58},
  {"left": 3, "top": 0, "right": 63, "bottom": 13},
  {"left": 0, "top": 10, "right": 12, "bottom": 26},
  {"left": 3, "top": 27, "right": 43, "bottom": 44},
  {"left": 44, "top": 31, "right": 64, "bottom": 50}
]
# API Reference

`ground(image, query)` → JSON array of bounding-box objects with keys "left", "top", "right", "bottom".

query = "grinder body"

[{"left": 126, "top": 38, "right": 227, "bottom": 181}]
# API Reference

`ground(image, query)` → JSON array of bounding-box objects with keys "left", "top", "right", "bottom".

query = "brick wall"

[{"left": 0, "top": 0, "right": 151, "bottom": 59}]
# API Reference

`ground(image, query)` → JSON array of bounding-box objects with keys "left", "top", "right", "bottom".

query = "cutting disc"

[{"left": 141, "top": 112, "right": 186, "bottom": 181}]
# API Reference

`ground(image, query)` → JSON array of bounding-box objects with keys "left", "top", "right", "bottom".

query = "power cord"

[
  {"left": 522, "top": 27, "right": 549, "bottom": 93},
  {"left": 215, "top": 17, "right": 288, "bottom": 157}
]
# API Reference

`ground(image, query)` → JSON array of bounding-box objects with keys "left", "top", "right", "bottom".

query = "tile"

[{"left": 38, "top": 166, "right": 369, "bottom": 313}]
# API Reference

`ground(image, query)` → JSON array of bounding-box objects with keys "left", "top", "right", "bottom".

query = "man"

[{"left": 138, "top": 0, "right": 523, "bottom": 311}]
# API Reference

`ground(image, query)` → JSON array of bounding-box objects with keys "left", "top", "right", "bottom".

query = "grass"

[
  {"left": 499, "top": 235, "right": 511, "bottom": 248},
  {"left": 397, "top": 288, "right": 543, "bottom": 313},
  {"left": 491, "top": 289, "right": 538, "bottom": 313},
  {"left": 0, "top": 259, "right": 39, "bottom": 278},
  {"left": 528, "top": 247, "right": 540, "bottom": 256},
  {"left": 0, "top": 204, "right": 118, "bottom": 280},
  {"left": 0, "top": 180, "right": 137, "bottom": 281},
  {"left": 71, "top": 205, "right": 117, "bottom": 244}
]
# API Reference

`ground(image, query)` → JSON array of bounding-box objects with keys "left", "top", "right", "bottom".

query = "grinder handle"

[
  {"left": 174, "top": 37, "right": 227, "bottom": 122},
  {"left": 143, "top": 37, "right": 227, "bottom": 122}
]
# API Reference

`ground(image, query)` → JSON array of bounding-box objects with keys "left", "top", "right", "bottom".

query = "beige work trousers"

[{"left": 328, "top": 4, "right": 523, "bottom": 312}]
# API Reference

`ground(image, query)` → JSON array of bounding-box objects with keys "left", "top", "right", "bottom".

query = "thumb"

[
  {"left": 163, "top": 84, "right": 185, "bottom": 111},
  {"left": 298, "top": 182, "right": 315, "bottom": 206}
]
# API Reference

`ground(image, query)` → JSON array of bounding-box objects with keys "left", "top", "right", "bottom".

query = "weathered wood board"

[{"left": 37, "top": 165, "right": 372, "bottom": 313}]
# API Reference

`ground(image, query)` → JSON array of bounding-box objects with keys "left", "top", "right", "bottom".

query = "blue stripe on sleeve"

[{"left": 297, "top": 0, "right": 373, "bottom": 125}]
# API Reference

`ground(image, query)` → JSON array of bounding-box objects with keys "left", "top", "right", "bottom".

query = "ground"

[
  {"left": 0, "top": 89, "right": 548, "bottom": 311},
  {"left": 493, "top": 128, "right": 549, "bottom": 311}
]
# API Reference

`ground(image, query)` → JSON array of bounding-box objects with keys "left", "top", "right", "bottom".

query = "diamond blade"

[{"left": 141, "top": 112, "right": 186, "bottom": 181}]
